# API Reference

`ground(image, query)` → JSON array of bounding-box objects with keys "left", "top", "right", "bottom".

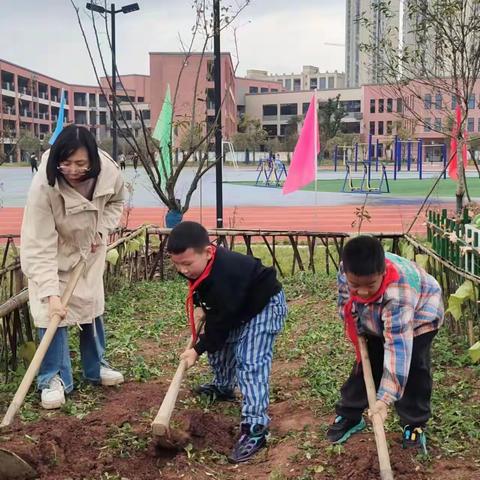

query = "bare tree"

[
  {"left": 359, "top": 0, "right": 480, "bottom": 213},
  {"left": 70, "top": 0, "right": 250, "bottom": 216}
]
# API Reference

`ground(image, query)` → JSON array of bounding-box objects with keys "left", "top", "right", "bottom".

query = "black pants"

[{"left": 335, "top": 330, "right": 437, "bottom": 426}]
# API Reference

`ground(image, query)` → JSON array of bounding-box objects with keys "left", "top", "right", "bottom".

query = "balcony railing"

[
  {"left": 2, "top": 107, "right": 16, "bottom": 115},
  {"left": 1, "top": 81, "right": 14, "bottom": 91},
  {"left": 18, "top": 86, "right": 32, "bottom": 96}
]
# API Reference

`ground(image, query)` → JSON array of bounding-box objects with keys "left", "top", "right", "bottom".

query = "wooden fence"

[{"left": 0, "top": 226, "right": 478, "bottom": 381}]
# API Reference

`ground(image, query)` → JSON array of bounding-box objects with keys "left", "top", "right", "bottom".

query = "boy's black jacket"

[{"left": 192, "top": 247, "right": 282, "bottom": 355}]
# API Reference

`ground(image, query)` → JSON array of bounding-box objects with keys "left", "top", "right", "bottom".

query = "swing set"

[{"left": 342, "top": 161, "right": 390, "bottom": 194}]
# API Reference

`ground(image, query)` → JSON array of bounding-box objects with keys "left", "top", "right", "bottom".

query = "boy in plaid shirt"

[{"left": 327, "top": 236, "right": 444, "bottom": 452}]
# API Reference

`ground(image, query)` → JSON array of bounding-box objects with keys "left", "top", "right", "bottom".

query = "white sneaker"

[
  {"left": 100, "top": 366, "right": 124, "bottom": 386},
  {"left": 41, "top": 375, "right": 66, "bottom": 410}
]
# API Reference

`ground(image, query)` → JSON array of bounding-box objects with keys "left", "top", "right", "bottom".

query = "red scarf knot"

[
  {"left": 185, "top": 246, "right": 217, "bottom": 342},
  {"left": 343, "top": 260, "right": 400, "bottom": 363}
]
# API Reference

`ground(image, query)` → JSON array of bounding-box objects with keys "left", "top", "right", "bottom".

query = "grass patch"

[{"left": 227, "top": 176, "right": 480, "bottom": 198}]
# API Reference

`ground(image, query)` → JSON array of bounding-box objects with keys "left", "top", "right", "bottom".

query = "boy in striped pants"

[{"left": 166, "top": 222, "right": 287, "bottom": 463}]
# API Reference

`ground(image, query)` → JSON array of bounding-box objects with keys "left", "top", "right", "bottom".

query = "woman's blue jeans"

[{"left": 37, "top": 316, "right": 107, "bottom": 393}]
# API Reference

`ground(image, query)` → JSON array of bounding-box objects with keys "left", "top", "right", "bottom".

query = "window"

[
  {"left": 378, "top": 121, "right": 384, "bottom": 135},
  {"left": 468, "top": 94, "right": 476, "bottom": 109},
  {"left": 137, "top": 96, "right": 144, "bottom": 103},
  {"left": 271, "top": 88, "right": 278, "bottom": 93},
  {"left": 263, "top": 124, "right": 277, "bottom": 137},
  {"left": 260, "top": 87, "right": 268, "bottom": 93},
  {"left": 387, "top": 98, "right": 393, "bottom": 113},
  {"left": 141, "top": 110, "right": 150, "bottom": 120},
  {"left": 434, "top": 118, "right": 442, "bottom": 131},
  {"left": 99, "top": 112, "right": 107, "bottom": 125},
  {"left": 435, "top": 93, "right": 442, "bottom": 109},
  {"left": 262, "top": 104, "right": 277, "bottom": 116},
  {"left": 396, "top": 98, "right": 403, "bottom": 113},
  {"left": 280, "top": 103, "right": 298, "bottom": 116},
  {"left": 328, "top": 77, "right": 335, "bottom": 88},
  {"left": 468, "top": 117, "right": 475, "bottom": 132},
  {"left": 285, "top": 79, "right": 292, "bottom": 90},
  {"left": 310, "top": 78, "right": 318, "bottom": 90},
  {"left": 302, "top": 102, "right": 310, "bottom": 114},
  {"left": 206, "top": 60, "right": 214, "bottom": 81},
  {"left": 424, "top": 94, "right": 432, "bottom": 109},
  {"left": 424, "top": 118, "right": 431, "bottom": 132},
  {"left": 122, "top": 110, "right": 132, "bottom": 121},
  {"left": 293, "top": 79, "right": 301, "bottom": 91},
  {"left": 370, "top": 99, "right": 376, "bottom": 113},
  {"left": 369, "top": 121, "right": 375, "bottom": 135},
  {"left": 319, "top": 77, "right": 326, "bottom": 89},
  {"left": 340, "top": 100, "right": 361, "bottom": 113},
  {"left": 379, "top": 99, "right": 384, "bottom": 113},
  {"left": 386, "top": 120, "right": 393, "bottom": 134},
  {"left": 249, "top": 86, "right": 258, "bottom": 94}
]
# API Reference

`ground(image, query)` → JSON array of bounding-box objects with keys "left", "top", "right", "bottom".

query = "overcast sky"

[{"left": 0, "top": 0, "right": 345, "bottom": 85}]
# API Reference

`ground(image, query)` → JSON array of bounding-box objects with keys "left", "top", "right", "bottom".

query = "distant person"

[
  {"left": 132, "top": 153, "right": 139, "bottom": 171},
  {"left": 30, "top": 153, "right": 38, "bottom": 173},
  {"left": 119, "top": 153, "right": 126, "bottom": 170}
]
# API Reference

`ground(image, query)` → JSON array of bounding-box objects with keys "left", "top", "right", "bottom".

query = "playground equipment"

[
  {"left": 333, "top": 134, "right": 449, "bottom": 181},
  {"left": 255, "top": 156, "right": 288, "bottom": 187},
  {"left": 342, "top": 161, "right": 390, "bottom": 194},
  {"left": 222, "top": 141, "right": 238, "bottom": 168}
]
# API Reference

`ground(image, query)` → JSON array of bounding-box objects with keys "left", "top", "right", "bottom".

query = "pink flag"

[
  {"left": 448, "top": 105, "right": 468, "bottom": 181},
  {"left": 282, "top": 95, "right": 320, "bottom": 194}
]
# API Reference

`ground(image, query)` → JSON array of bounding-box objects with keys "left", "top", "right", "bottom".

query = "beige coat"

[{"left": 20, "top": 150, "right": 125, "bottom": 328}]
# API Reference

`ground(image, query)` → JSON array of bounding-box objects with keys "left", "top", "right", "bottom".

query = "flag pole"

[{"left": 314, "top": 89, "right": 318, "bottom": 214}]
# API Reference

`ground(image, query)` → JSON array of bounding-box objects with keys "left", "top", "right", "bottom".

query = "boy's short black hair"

[
  {"left": 166, "top": 221, "right": 210, "bottom": 254},
  {"left": 46, "top": 125, "right": 101, "bottom": 186},
  {"left": 342, "top": 235, "right": 385, "bottom": 276}
]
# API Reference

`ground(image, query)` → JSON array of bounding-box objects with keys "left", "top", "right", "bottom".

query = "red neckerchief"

[
  {"left": 344, "top": 260, "right": 400, "bottom": 363},
  {"left": 185, "top": 246, "right": 217, "bottom": 342}
]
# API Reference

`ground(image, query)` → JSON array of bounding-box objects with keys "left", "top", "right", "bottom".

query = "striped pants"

[{"left": 207, "top": 290, "right": 287, "bottom": 427}]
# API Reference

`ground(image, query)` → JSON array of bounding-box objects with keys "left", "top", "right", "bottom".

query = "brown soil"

[{"left": 1, "top": 308, "right": 479, "bottom": 479}]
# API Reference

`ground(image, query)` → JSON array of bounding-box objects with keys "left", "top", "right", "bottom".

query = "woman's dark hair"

[
  {"left": 166, "top": 221, "right": 210, "bottom": 254},
  {"left": 342, "top": 235, "right": 385, "bottom": 276},
  {"left": 46, "top": 125, "right": 101, "bottom": 186}
]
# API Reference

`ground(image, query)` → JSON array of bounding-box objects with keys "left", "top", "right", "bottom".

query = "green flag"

[{"left": 152, "top": 85, "right": 173, "bottom": 184}]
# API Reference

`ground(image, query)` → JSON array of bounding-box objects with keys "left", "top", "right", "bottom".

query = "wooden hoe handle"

[
  {"left": 151, "top": 319, "right": 204, "bottom": 436},
  {"left": 1, "top": 261, "right": 86, "bottom": 428},
  {"left": 358, "top": 336, "right": 395, "bottom": 480}
]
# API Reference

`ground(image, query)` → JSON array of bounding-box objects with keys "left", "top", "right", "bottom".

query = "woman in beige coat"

[{"left": 20, "top": 125, "right": 125, "bottom": 409}]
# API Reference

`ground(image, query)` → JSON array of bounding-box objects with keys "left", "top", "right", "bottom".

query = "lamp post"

[
  {"left": 213, "top": 0, "right": 223, "bottom": 228},
  {"left": 86, "top": 2, "right": 139, "bottom": 162}
]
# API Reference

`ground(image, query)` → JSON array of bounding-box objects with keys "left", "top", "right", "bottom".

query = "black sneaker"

[
  {"left": 402, "top": 425, "right": 428, "bottom": 455},
  {"left": 194, "top": 383, "right": 236, "bottom": 402},
  {"left": 326, "top": 415, "right": 366, "bottom": 444},
  {"left": 229, "top": 423, "right": 269, "bottom": 463}
]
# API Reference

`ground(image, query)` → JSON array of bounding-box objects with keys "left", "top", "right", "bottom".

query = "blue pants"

[
  {"left": 207, "top": 290, "right": 287, "bottom": 427},
  {"left": 37, "top": 316, "right": 107, "bottom": 393}
]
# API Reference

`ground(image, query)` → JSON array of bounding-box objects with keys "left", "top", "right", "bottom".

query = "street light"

[
  {"left": 86, "top": 2, "right": 140, "bottom": 162},
  {"left": 213, "top": 0, "right": 223, "bottom": 228}
]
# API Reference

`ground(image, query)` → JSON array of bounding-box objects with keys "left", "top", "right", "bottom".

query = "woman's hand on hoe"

[
  {"left": 180, "top": 348, "right": 199, "bottom": 369},
  {"left": 48, "top": 296, "right": 67, "bottom": 319}
]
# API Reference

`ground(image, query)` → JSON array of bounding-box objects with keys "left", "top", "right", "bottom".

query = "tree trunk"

[{"left": 456, "top": 138, "right": 465, "bottom": 214}]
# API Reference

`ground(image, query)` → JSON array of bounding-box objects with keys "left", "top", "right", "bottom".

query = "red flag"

[
  {"left": 282, "top": 95, "right": 320, "bottom": 194},
  {"left": 448, "top": 105, "right": 468, "bottom": 180}
]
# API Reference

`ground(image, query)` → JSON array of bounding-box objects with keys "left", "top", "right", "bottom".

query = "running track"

[{"left": 0, "top": 204, "right": 440, "bottom": 237}]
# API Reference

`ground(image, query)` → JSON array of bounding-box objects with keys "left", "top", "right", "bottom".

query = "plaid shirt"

[{"left": 337, "top": 253, "right": 444, "bottom": 405}]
